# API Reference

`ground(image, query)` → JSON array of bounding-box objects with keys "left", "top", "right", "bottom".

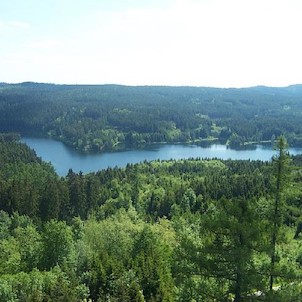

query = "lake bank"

[{"left": 21, "top": 137, "right": 302, "bottom": 177}]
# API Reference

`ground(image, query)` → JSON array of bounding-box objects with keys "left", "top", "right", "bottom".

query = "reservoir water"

[{"left": 21, "top": 137, "right": 302, "bottom": 177}]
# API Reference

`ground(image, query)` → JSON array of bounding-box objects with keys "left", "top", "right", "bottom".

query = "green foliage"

[
  {"left": 2, "top": 84, "right": 302, "bottom": 152},
  {"left": 13, "top": 225, "right": 42, "bottom": 271},
  {"left": 41, "top": 220, "right": 75, "bottom": 270},
  {"left": 269, "top": 136, "right": 292, "bottom": 290},
  {"left": 0, "top": 237, "right": 21, "bottom": 275},
  {"left": 1, "top": 138, "right": 302, "bottom": 300},
  {"left": 0, "top": 267, "right": 89, "bottom": 302},
  {"left": 132, "top": 225, "right": 174, "bottom": 301},
  {"left": 0, "top": 210, "right": 11, "bottom": 240},
  {"left": 174, "top": 198, "right": 268, "bottom": 301}
]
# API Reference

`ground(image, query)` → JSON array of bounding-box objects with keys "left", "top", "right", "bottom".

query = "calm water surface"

[{"left": 21, "top": 137, "right": 302, "bottom": 177}]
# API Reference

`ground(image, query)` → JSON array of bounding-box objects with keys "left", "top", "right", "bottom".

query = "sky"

[{"left": 0, "top": 0, "right": 302, "bottom": 87}]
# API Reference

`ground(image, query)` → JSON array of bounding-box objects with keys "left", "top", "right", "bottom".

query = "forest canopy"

[
  {"left": 1, "top": 81, "right": 302, "bottom": 300},
  {"left": 1, "top": 135, "right": 302, "bottom": 301},
  {"left": 1, "top": 83, "right": 302, "bottom": 151}
]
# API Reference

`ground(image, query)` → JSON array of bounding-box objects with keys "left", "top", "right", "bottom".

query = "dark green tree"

[
  {"left": 67, "top": 170, "right": 87, "bottom": 219},
  {"left": 175, "top": 197, "right": 266, "bottom": 301},
  {"left": 40, "top": 178, "right": 61, "bottom": 221},
  {"left": 132, "top": 225, "right": 174, "bottom": 302},
  {"left": 269, "top": 136, "right": 291, "bottom": 290}
]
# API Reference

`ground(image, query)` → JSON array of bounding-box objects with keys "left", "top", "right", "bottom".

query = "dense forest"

[
  {"left": 1, "top": 82, "right": 302, "bottom": 152},
  {"left": 1, "top": 133, "right": 302, "bottom": 301}
]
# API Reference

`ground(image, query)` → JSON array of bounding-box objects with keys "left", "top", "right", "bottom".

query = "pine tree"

[
  {"left": 269, "top": 136, "right": 290, "bottom": 290},
  {"left": 175, "top": 197, "right": 266, "bottom": 301}
]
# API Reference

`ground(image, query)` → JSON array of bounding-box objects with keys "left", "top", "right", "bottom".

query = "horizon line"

[{"left": 1, "top": 81, "right": 302, "bottom": 90}]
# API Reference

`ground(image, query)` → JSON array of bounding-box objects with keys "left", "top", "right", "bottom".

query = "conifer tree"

[{"left": 269, "top": 136, "right": 290, "bottom": 290}]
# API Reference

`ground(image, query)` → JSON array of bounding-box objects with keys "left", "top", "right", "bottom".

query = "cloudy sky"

[{"left": 1, "top": 0, "right": 301, "bottom": 87}]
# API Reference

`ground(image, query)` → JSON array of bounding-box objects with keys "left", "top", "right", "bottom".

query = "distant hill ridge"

[{"left": 1, "top": 82, "right": 302, "bottom": 152}]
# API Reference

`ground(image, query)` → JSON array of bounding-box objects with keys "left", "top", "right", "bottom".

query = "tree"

[
  {"left": 13, "top": 225, "right": 42, "bottom": 271},
  {"left": 0, "top": 211, "right": 11, "bottom": 240},
  {"left": 175, "top": 197, "right": 266, "bottom": 301},
  {"left": 269, "top": 136, "right": 290, "bottom": 290},
  {"left": 180, "top": 188, "right": 196, "bottom": 213},
  {"left": 40, "top": 178, "right": 61, "bottom": 221},
  {"left": 132, "top": 225, "right": 174, "bottom": 301},
  {"left": 0, "top": 237, "right": 21, "bottom": 275},
  {"left": 67, "top": 171, "right": 87, "bottom": 219},
  {"left": 41, "top": 220, "right": 75, "bottom": 270}
]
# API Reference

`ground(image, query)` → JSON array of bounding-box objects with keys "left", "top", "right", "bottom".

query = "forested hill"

[
  {"left": 1, "top": 136, "right": 302, "bottom": 300},
  {"left": 1, "top": 82, "right": 302, "bottom": 151}
]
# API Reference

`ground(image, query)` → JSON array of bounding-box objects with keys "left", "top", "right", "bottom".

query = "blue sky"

[{"left": 1, "top": 0, "right": 301, "bottom": 87}]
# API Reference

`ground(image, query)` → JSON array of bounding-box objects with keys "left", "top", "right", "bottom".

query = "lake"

[{"left": 21, "top": 137, "right": 302, "bottom": 177}]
